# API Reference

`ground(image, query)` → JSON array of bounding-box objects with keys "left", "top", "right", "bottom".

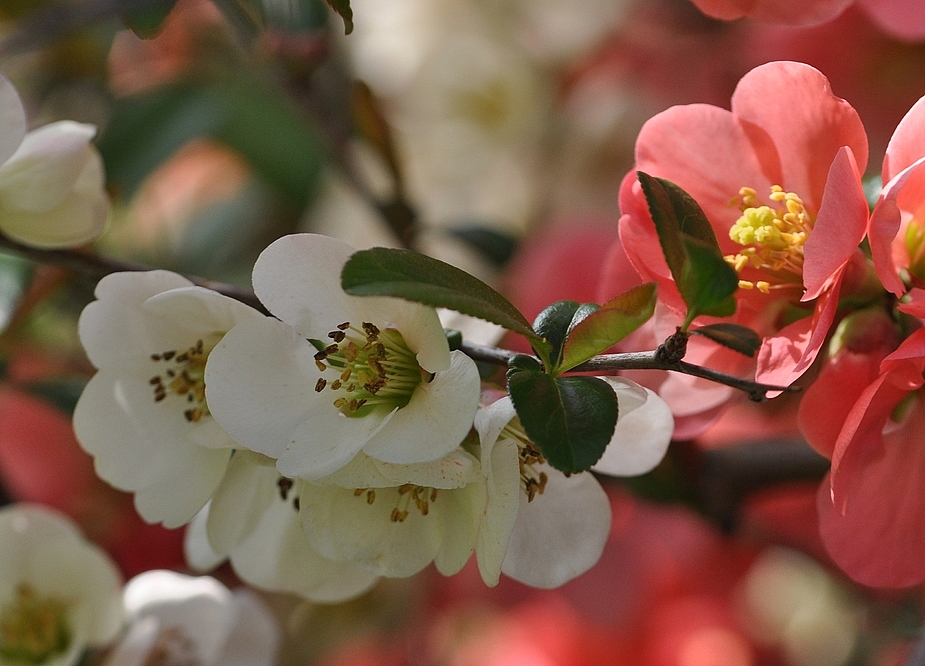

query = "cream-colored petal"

[
  {"left": 362, "top": 351, "right": 480, "bottom": 464},
  {"left": 0, "top": 74, "right": 26, "bottom": 166}
]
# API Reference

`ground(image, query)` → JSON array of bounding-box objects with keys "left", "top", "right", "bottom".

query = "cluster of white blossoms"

[
  {"left": 74, "top": 233, "right": 674, "bottom": 601},
  {"left": 0, "top": 504, "right": 279, "bottom": 666},
  {"left": 0, "top": 73, "right": 109, "bottom": 249}
]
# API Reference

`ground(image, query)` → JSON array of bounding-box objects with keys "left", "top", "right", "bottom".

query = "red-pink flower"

[
  {"left": 811, "top": 298, "right": 925, "bottom": 587},
  {"left": 691, "top": 0, "right": 925, "bottom": 40},
  {"left": 619, "top": 61, "right": 870, "bottom": 390}
]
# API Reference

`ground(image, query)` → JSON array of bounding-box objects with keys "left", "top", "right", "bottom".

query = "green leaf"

[
  {"left": 507, "top": 370, "right": 618, "bottom": 474},
  {"left": 123, "top": 0, "right": 179, "bottom": 38},
  {"left": 680, "top": 236, "right": 738, "bottom": 318},
  {"left": 559, "top": 282, "right": 657, "bottom": 373},
  {"left": 99, "top": 78, "right": 323, "bottom": 208},
  {"left": 532, "top": 301, "right": 582, "bottom": 369},
  {"left": 0, "top": 254, "right": 33, "bottom": 335},
  {"left": 636, "top": 172, "right": 738, "bottom": 322},
  {"left": 691, "top": 323, "right": 762, "bottom": 357},
  {"left": 325, "top": 0, "right": 354, "bottom": 33},
  {"left": 341, "top": 247, "right": 543, "bottom": 346}
]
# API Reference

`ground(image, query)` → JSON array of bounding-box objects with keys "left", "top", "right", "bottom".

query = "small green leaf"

[
  {"left": 559, "top": 282, "right": 657, "bottom": 373},
  {"left": 532, "top": 301, "right": 582, "bottom": 369},
  {"left": 341, "top": 247, "right": 542, "bottom": 346},
  {"left": 680, "top": 236, "right": 738, "bottom": 318},
  {"left": 691, "top": 323, "right": 762, "bottom": 357},
  {"left": 636, "top": 172, "right": 738, "bottom": 322},
  {"left": 507, "top": 369, "right": 618, "bottom": 474},
  {"left": 123, "top": 0, "right": 179, "bottom": 38},
  {"left": 325, "top": 0, "right": 354, "bottom": 33}
]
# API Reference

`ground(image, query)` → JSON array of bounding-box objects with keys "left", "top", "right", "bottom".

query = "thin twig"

[
  {"left": 459, "top": 340, "right": 797, "bottom": 401},
  {"left": 0, "top": 235, "right": 266, "bottom": 313}
]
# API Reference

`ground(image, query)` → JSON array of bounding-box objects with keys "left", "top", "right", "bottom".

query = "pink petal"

[
  {"left": 802, "top": 147, "right": 867, "bottom": 301},
  {"left": 755, "top": 286, "right": 840, "bottom": 390},
  {"left": 746, "top": 0, "right": 853, "bottom": 25},
  {"left": 858, "top": 0, "right": 925, "bottom": 42},
  {"left": 897, "top": 288, "right": 925, "bottom": 317},
  {"left": 882, "top": 95, "right": 925, "bottom": 182},
  {"left": 731, "top": 62, "right": 868, "bottom": 209},
  {"left": 818, "top": 391, "right": 925, "bottom": 587},
  {"left": 868, "top": 158, "right": 925, "bottom": 296},
  {"left": 689, "top": 0, "right": 753, "bottom": 20}
]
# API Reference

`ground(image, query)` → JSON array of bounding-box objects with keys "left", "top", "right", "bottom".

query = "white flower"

[
  {"left": 474, "top": 397, "right": 612, "bottom": 589},
  {"left": 184, "top": 451, "right": 380, "bottom": 604},
  {"left": 102, "top": 570, "right": 279, "bottom": 666},
  {"left": 0, "top": 504, "right": 122, "bottom": 666},
  {"left": 295, "top": 447, "right": 488, "bottom": 578},
  {"left": 0, "top": 73, "right": 108, "bottom": 248},
  {"left": 205, "top": 233, "right": 482, "bottom": 479},
  {"left": 73, "top": 270, "right": 265, "bottom": 527},
  {"left": 591, "top": 377, "right": 674, "bottom": 477}
]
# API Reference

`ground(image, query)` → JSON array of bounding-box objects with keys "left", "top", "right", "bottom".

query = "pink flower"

[
  {"left": 691, "top": 0, "right": 925, "bottom": 40},
  {"left": 619, "top": 61, "right": 870, "bottom": 390},
  {"left": 811, "top": 295, "right": 925, "bottom": 587}
]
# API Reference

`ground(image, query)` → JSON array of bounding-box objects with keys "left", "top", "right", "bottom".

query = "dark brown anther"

[
  {"left": 337, "top": 322, "right": 350, "bottom": 330},
  {"left": 313, "top": 350, "right": 328, "bottom": 361},
  {"left": 314, "top": 378, "right": 327, "bottom": 392},
  {"left": 366, "top": 490, "right": 376, "bottom": 504},
  {"left": 293, "top": 496, "right": 300, "bottom": 511},
  {"left": 362, "top": 322, "right": 380, "bottom": 338},
  {"left": 163, "top": 351, "right": 175, "bottom": 360},
  {"left": 151, "top": 354, "right": 162, "bottom": 361},
  {"left": 149, "top": 377, "right": 160, "bottom": 385},
  {"left": 277, "top": 477, "right": 293, "bottom": 500},
  {"left": 376, "top": 343, "right": 386, "bottom": 356},
  {"left": 328, "top": 330, "right": 346, "bottom": 342},
  {"left": 175, "top": 353, "right": 188, "bottom": 363}
]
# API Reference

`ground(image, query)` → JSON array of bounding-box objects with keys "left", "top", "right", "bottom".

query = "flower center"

[
  {"left": 0, "top": 584, "right": 70, "bottom": 665},
  {"left": 149, "top": 335, "right": 222, "bottom": 423},
  {"left": 142, "top": 626, "right": 201, "bottom": 666},
  {"left": 353, "top": 484, "right": 439, "bottom": 523},
  {"left": 500, "top": 419, "right": 549, "bottom": 502},
  {"left": 313, "top": 322, "right": 424, "bottom": 417},
  {"left": 724, "top": 186, "right": 812, "bottom": 294}
]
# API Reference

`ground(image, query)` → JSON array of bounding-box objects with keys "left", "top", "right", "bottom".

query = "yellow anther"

[
  {"left": 739, "top": 280, "right": 755, "bottom": 290},
  {"left": 755, "top": 281, "right": 771, "bottom": 294}
]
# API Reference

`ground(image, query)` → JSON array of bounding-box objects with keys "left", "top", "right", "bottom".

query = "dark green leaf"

[
  {"left": 559, "top": 282, "right": 657, "bottom": 373},
  {"left": 507, "top": 354, "right": 542, "bottom": 375},
  {"left": 341, "top": 247, "right": 543, "bottom": 345},
  {"left": 123, "top": 0, "right": 179, "bottom": 38},
  {"left": 680, "top": 236, "right": 738, "bottom": 318},
  {"left": 691, "top": 323, "right": 762, "bottom": 357},
  {"left": 532, "top": 301, "right": 582, "bottom": 369},
  {"left": 507, "top": 370, "right": 618, "bottom": 474},
  {"left": 325, "top": 0, "right": 354, "bottom": 33},
  {"left": 636, "top": 172, "right": 737, "bottom": 321}
]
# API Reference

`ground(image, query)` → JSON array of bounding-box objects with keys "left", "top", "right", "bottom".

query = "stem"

[
  {"left": 0, "top": 235, "right": 267, "bottom": 314},
  {"left": 459, "top": 340, "right": 796, "bottom": 401}
]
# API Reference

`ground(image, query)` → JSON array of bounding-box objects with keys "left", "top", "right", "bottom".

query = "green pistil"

[
  {"left": 0, "top": 584, "right": 71, "bottom": 665},
  {"left": 314, "top": 322, "right": 424, "bottom": 417}
]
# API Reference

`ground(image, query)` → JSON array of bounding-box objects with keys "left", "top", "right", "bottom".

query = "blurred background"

[{"left": 1, "top": 0, "right": 924, "bottom": 663}]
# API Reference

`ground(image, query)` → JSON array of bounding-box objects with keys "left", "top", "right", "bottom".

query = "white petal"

[
  {"left": 593, "top": 378, "right": 674, "bottom": 477},
  {"left": 143, "top": 285, "right": 264, "bottom": 333},
  {"left": 206, "top": 452, "right": 277, "bottom": 555},
  {"left": 315, "top": 451, "right": 395, "bottom": 488},
  {"left": 276, "top": 402, "right": 388, "bottom": 480},
  {"left": 215, "top": 590, "right": 280, "bottom": 666},
  {"left": 362, "top": 351, "right": 479, "bottom": 464},
  {"left": 0, "top": 73, "right": 26, "bottom": 166},
  {"left": 433, "top": 480, "right": 486, "bottom": 576},
  {"left": 73, "top": 372, "right": 232, "bottom": 527},
  {"left": 0, "top": 147, "right": 109, "bottom": 248},
  {"left": 184, "top": 506, "right": 225, "bottom": 572},
  {"left": 78, "top": 271, "right": 194, "bottom": 370},
  {"left": 230, "top": 494, "right": 379, "bottom": 603},
  {"left": 204, "top": 316, "right": 321, "bottom": 460},
  {"left": 369, "top": 297, "right": 450, "bottom": 373},
  {"left": 0, "top": 121, "right": 97, "bottom": 211},
  {"left": 251, "top": 233, "right": 367, "bottom": 337},
  {"left": 475, "top": 436, "right": 520, "bottom": 587},
  {"left": 122, "top": 570, "right": 236, "bottom": 665},
  {"left": 299, "top": 481, "right": 444, "bottom": 578},
  {"left": 473, "top": 397, "right": 518, "bottom": 478},
  {"left": 102, "top": 615, "right": 161, "bottom": 666},
  {"left": 501, "top": 468, "right": 610, "bottom": 588},
  {"left": 374, "top": 448, "right": 480, "bottom": 489}
]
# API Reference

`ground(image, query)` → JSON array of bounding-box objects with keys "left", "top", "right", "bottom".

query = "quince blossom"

[
  {"left": 205, "top": 233, "right": 481, "bottom": 479},
  {"left": 0, "top": 73, "right": 109, "bottom": 249},
  {"left": 184, "top": 451, "right": 379, "bottom": 603},
  {"left": 0, "top": 504, "right": 122, "bottom": 666},
  {"left": 103, "top": 570, "right": 278, "bottom": 666},
  {"left": 619, "top": 61, "right": 869, "bottom": 391},
  {"left": 474, "top": 379, "right": 671, "bottom": 588},
  {"left": 73, "top": 270, "right": 265, "bottom": 528}
]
